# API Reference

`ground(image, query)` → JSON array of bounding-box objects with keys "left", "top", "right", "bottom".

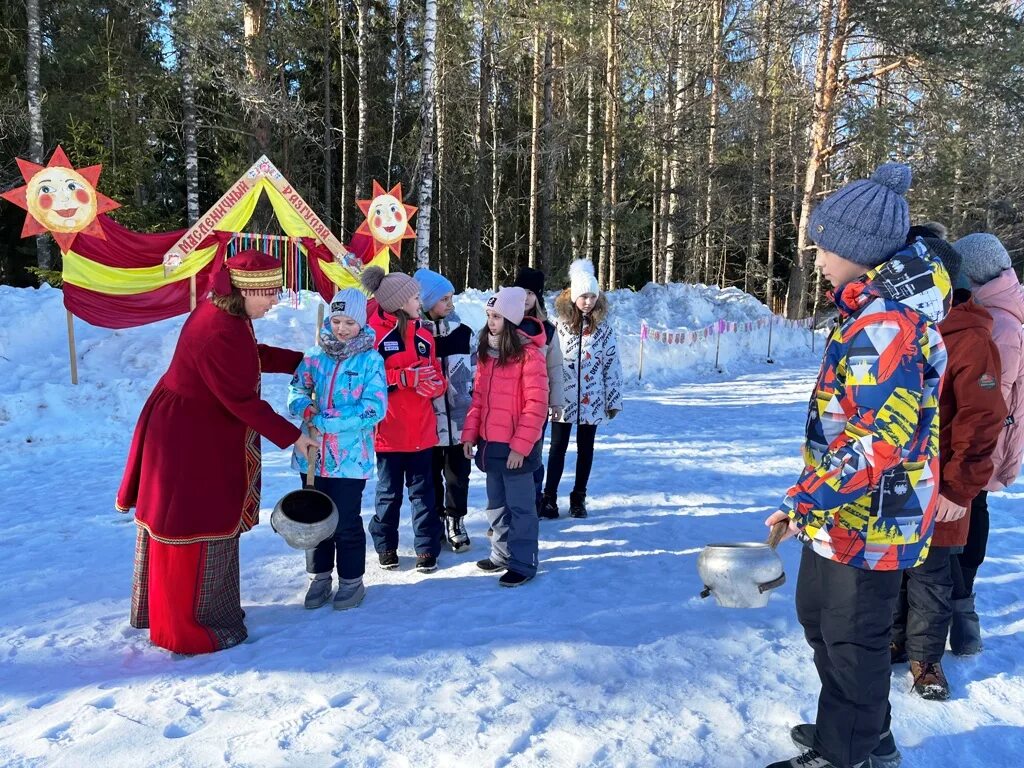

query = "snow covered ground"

[{"left": 0, "top": 283, "right": 1021, "bottom": 768}]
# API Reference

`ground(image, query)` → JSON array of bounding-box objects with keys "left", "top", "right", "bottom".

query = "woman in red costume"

[{"left": 116, "top": 251, "right": 318, "bottom": 654}]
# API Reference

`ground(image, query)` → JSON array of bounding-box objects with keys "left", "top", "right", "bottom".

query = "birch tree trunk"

[
  {"left": 702, "top": 0, "right": 725, "bottom": 284},
  {"left": 322, "top": 0, "right": 333, "bottom": 229},
  {"left": 540, "top": 30, "right": 555, "bottom": 274},
  {"left": 583, "top": 0, "right": 598, "bottom": 264},
  {"left": 490, "top": 22, "right": 501, "bottom": 290},
  {"left": 468, "top": 0, "right": 488, "bottom": 290},
  {"left": 746, "top": 0, "right": 774, "bottom": 294},
  {"left": 414, "top": 0, "right": 438, "bottom": 269},
  {"left": 26, "top": 0, "right": 49, "bottom": 267},
  {"left": 355, "top": 0, "right": 370, "bottom": 199},
  {"left": 337, "top": 0, "right": 349, "bottom": 233},
  {"left": 606, "top": 5, "right": 619, "bottom": 290},
  {"left": 527, "top": 21, "right": 542, "bottom": 269}
]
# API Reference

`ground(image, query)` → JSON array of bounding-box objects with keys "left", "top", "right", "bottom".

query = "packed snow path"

[{"left": 1, "top": 366, "right": 1022, "bottom": 768}]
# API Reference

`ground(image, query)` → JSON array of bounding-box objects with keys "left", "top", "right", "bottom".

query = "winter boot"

[
  {"left": 303, "top": 573, "right": 333, "bottom": 610},
  {"left": 444, "top": 515, "right": 471, "bottom": 552},
  {"left": 333, "top": 577, "right": 365, "bottom": 611},
  {"left": 539, "top": 492, "right": 559, "bottom": 519},
  {"left": 378, "top": 550, "right": 399, "bottom": 570},
  {"left": 416, "top": 554, "right": 438, "bottom": 573},
  {"left": 765, "top": 750, "right": 862, "bottom": 768},
  {"left": 568, "top": 491, "right": 588, "bottom": 519},
  {"left": 499, "top": 570, "right": 534, "bottom": 588},
  {"left": 890, "top": 641, "right": 908, "bottom": 665},
  {"left": 910, "top": 660, "right": 951, "bottom": 701},
  {"left": 476, "top": 558, "right": 504, "bottom": 573},
  {"left": 950, "top": 595, "right": 983, "bottom": 656},
  {"left": 791, "top": 724, "right": 901, "bottom": 768}
]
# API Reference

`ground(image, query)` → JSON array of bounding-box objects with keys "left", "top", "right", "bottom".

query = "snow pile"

[{"left": 0, "top": 282, "right": 818, "bottom": 447}]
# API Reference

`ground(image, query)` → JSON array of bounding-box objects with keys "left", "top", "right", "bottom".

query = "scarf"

[{"left": 319, "top": 323, "right": 375, "bottom": 360}]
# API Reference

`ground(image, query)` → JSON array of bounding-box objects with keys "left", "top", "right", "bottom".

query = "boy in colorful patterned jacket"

[{"left": 764, "top": 163, "right": 951, "bottom": 768}]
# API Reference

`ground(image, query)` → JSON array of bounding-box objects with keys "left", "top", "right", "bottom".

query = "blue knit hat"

[
  {"left": 809, "top": 162, "right": 912, "bottom": 267},
  {"left": 954, "top": 233, "right": 1012, "bottom": 285},
  {"left": 328, "top": 288, "right": 367, "bottom": 327},
  {"left": 414, "top": 268, "right": 455, "bottom": 311}
]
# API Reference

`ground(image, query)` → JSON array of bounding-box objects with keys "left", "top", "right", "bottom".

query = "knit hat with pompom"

[
  {"left": 360, "top": 265, "right": 420, "bottom": 313},
  {"left": 809, "top": 161, "right": 912, "bottom": 267}
]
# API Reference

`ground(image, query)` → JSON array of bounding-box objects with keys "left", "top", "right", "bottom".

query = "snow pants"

[
  {"left": 304, "top": 476, "right": 367, "bottom": 580},
  {"left": 478, "top": 439, "right": 541, "bottom": 578},
  {"left": 432, "top": 444, "right": 472, "bottom": 520},
  {"left": 370, "top": 450, "right": 442, "bottom": 557},
  {"left": 891, "top": 545, "right": 953, "bottom": 663},
  {"left": 951, "top": 491, "right": 989, "bottom": 599},
  {"left": 796, "top": 547, "right": 903, "bottom": 768}
]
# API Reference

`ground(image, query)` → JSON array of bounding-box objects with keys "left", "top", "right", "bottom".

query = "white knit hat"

[{"left": 569, "top": 259, "right": 600, "bottom": 302}]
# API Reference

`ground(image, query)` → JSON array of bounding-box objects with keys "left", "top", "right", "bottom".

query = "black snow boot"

[
  {"left": 569, "top": 491, "right": 588, "bottom": 519},
  {"left": 950, "top": 595, "right": 983, "bottom": 656},
  {"left": 539, "top": 492, "right": 559, "bottom": 519}
]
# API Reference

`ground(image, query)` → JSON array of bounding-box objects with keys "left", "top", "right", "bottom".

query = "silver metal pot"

[
  {"left": 270, "top": 445, "right": 338, "bottom": 551},
  {"left": 696, "top": 521, "right": 787, "bottom": 608}
]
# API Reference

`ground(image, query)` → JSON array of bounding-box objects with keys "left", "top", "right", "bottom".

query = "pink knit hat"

[{"left": 485, "top": 286, "right": 527, "bottom": 326}]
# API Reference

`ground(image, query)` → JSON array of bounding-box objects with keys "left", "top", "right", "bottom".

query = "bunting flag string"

[{"left": 638, "top": 315, "right": 815, "bottom": 346}]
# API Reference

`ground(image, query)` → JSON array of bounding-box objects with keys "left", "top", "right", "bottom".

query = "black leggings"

[
  {"left": 544, "top": 422, "right": 597, "bottom": 497},
  {"left": 951, "top": 491, "right": 989, "bottom": 599}
]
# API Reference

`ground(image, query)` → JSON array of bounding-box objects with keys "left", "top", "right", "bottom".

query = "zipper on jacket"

[
  {"left": 441, "top": 321, "right": 453, "bottom": 444},
  {"left": 576, "top": 319, "right": 584, "bottom": 424},
  {"left": 320, "top": 358, "right": 343, "bottom": 477}
]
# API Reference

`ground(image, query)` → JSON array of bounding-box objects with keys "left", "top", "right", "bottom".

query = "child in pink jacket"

[
  {"left": 462, "top": 287, "right": 549, "bottom": 587},
  {"left": 949, "top": 233, "right": 1024, "bottom": 654}
]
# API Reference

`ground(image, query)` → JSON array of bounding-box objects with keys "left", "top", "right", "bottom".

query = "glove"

[
  {"left": 302, "top": 404, "right": 319, "bottom": 422},
  {"left": 396, "top": 365, "right": 439, "bottom": 390},
  {"left": 415, "top": 373, "right": 445, "bottom": 399}
]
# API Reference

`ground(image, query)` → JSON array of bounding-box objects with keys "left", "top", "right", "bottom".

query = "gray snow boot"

[
  {"left": 790, "top": 724, "right": 900, "bottom": 768},
  {"left": 332, "top": 577, "right": 365, "bottom": 610},
  {"left": 950, "top": 594, "right": 983, "bottom": 655},
  {"left": 303, "top": 573, "right": 333, "bottom": 610}
]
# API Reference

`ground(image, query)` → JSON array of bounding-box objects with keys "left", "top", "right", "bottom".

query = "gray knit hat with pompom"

[
  {"left": 809, "top": 162, "right": 912, "bottom": 267},
  {"left": 360, "top": 265, "right": 420, "bottom": 314}
]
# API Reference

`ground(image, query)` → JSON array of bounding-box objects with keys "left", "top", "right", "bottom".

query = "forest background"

[{"left": 2, "top": 0, "right": 1023, "bottom": 317}]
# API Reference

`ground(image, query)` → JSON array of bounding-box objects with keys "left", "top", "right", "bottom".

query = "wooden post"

[
  {"left": 766, "top": 314, "right": 775, "bottom": 364},
  {"left": 66, "top": 309, "right": 78, "bottom": 385},
  {"left": 714, "top": 324, "right": 723, "bottom": 373},
  {"left": 189, "top": 274, "right": 197, "bottom": 310},
  {"left": 316, "top": 301, "right": 325, "bottom": 344},
  {"left": 638, "top": 322, "right": 646, "bottom": 380}
]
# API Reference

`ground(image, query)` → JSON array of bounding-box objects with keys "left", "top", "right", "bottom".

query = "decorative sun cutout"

[
  {"left": 355, "top": 180, "right": 417, "bottom": 258},
  {"left": 0, "top": 145, "right": 120, "bottom": 253}
]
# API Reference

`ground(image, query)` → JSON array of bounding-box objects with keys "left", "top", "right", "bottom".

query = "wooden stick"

[
  {"left": 66, "top": 309, "right": 78, "bottom": 385},
  {"left": 767, "top": 520, "right": 789, "bottom": 549},
  {"left": 189, "top": 275, "right": 197, "bottom": 311},
  {"left": 316, "top": 301, "right": 325, "bottom": 344}
]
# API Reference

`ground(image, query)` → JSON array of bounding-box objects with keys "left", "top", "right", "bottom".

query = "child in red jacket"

[
  {"left": 361, "top": 267, "right": 446, "bottom": 573},
  {"left": 462, "top": 286, "right": 549, "bottom": 587}
]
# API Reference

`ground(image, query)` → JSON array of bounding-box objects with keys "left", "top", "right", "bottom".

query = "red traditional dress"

[{"left": 116, "top": 252, "right": 301, "bottom": 654}]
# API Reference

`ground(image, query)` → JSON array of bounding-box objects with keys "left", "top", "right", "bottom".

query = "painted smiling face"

[
  {"left": 355, "top": 180, "right": 417, "bottom": 258},
  {"left": 26, "top": 167, "right": 98, "bottom": 233},
  {"left": 369, "top": 194, "right": 407, "bottom": 245},
  {"left": 0, "top": 145, "right": 120, "bottom": 253}
]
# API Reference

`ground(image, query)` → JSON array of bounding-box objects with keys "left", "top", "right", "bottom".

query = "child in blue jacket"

[{"left": 288, "top": 288, "right": 387, "bottom": 610}]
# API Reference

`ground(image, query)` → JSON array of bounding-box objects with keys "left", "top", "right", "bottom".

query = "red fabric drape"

[
  {"left": 301, "top": 238, "right": 343, "bottom": 303},
  {"left": 70, "top": 215, "right": 187, "bottom": 268},
  {"left": 63, "top": 218, "right": 225, "bottom": 329}
]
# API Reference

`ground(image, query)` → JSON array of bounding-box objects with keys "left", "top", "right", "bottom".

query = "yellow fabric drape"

[
  {"left": 60, "top": 177, "right": 382, "bottom": 295},
  {"left": 61, "top": 244, "right": 219, "bottom": 295}
]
